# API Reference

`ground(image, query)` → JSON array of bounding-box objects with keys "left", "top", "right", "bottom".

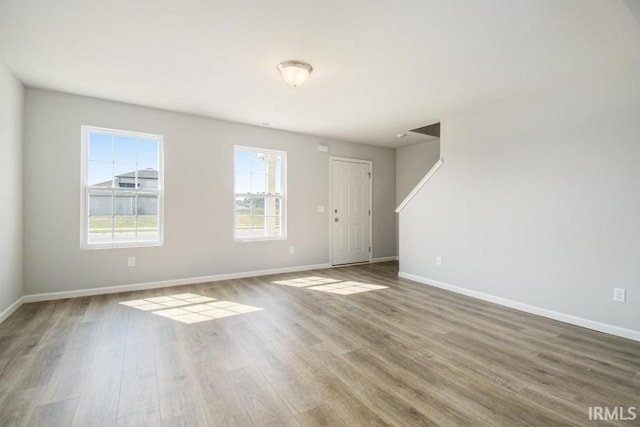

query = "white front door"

[{"left": 331, "top": 158, "right": 371, "bottom": 265}]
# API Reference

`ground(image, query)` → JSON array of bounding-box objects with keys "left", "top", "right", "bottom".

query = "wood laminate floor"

[{"left": 0, "top": 262, "right": 639, "bottom": 426}]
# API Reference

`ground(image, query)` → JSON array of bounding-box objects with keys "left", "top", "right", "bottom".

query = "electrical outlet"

[
  {"left": 435, "top": 256, "right": 442, "bottom": 267},
  {"left": 289, "top": 246, "right": 295, "bottom": 254},
  {"left": 128, "top": 257, "right": 136, "bottom": 267},
  {"left": 613, "top": 288, "right": 626, "bottom": 302},
  {"left": 317, "top": 205, "right": 325, "bottom": 213}
]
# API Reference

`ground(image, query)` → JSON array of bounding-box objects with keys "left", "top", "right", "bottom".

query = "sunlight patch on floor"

[
  {"left": 272, "top": 277, "right": 388, "bottom": 295},
  {"left": 120, "top": 293, "right": 262, "bottom": 324},
  {"left": 308, "top": 281, "right": 388, "bottom": 295},
  {"left": 272, "top": 276, "right": 342, "bottom": 287}
]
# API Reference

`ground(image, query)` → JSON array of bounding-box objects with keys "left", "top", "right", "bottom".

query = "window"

[
  {"left": 81, "top": 126, "right": 163, "bottom": 249},
  {"left": 234, "top": 146, "right": 286, "bottom": 241}
]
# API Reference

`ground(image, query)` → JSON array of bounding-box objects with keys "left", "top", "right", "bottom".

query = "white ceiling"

[{"left": 1, "top": 0, "right": 639, "bottom": 147}]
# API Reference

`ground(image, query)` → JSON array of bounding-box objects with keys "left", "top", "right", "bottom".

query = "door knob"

[{"left": 334, "top": 218, "right": 339, "bottom": 222}]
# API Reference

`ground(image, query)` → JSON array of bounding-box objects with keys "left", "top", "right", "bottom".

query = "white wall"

[
  {"left": 400, "top": 64, "right": 640, "bottom": 335},
  {"left": 23, "top": 89, "right": 396, "bottom": 295},
  {"left": 0, "top": 62, "right": 24, "bottom": 313}
]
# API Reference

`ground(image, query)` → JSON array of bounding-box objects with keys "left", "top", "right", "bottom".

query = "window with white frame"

[
  {"left": 234, "top": 146, "right": 286, "bottom": 241},
  {"left": 81, "top": 126, "right": 164, "bottom": 248}
]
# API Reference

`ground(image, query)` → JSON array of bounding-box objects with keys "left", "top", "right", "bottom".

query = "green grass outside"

[
  {"left": 235, "top": 209, "right": 280, "bottom": 230},
  {"left": 89, "top": 211, "right": 281, "bottom": 233},
  {"left": 89, "top": 216, "right": 158, "bottom": 233}
]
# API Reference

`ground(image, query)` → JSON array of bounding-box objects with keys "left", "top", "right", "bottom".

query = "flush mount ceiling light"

[{"left": 278, "top": 60, "right": 313, "bottom": 88}]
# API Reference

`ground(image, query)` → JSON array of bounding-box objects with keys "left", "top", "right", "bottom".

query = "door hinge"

[
  {"left": 369, "top": 246, "right": 371, "bottom": 253},
  {"left": 368, "top": 209, "right": 371, "bottom": 216},
  {"left": 368, "top": 172, "right": 371, "bottom": 179}
]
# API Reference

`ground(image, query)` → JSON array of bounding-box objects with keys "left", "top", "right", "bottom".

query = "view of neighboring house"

[
  {"left": 95, "top": 168, "right": 158, "bottom": 188},
  {"left": 91, "top": 168, "right": 158, "bottom": 216}
]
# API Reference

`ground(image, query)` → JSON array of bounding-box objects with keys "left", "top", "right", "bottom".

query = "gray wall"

[
  {"left": 396, "top": 140, "right": 440, "bottom": 206},
  {"left": 0, "top": 62, "right": 24, "bottom": 313},
  {"left": 24, "top": 89, "right": 396, "bottom": 294},
  {"left": 395, "top": 140, "right": 440, "bottom": 254},
  {"left": 399, "top": 64, "right": 640, "bottom": 332}
]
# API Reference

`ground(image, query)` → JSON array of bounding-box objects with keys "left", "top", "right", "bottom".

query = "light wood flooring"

[{"left": 0, "top": 262, "right": 639, "bottom": 426}]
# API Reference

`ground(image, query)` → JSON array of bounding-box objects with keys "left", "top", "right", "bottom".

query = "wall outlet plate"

[
  {"left": 436, "top": 256, "right": 442, "bottom": 267},
  {"left": 128, "top": 257, "right": 136, "bottom": 267},
  {"left": 613, "top": 288, "right": 626, "bottom": 302}
]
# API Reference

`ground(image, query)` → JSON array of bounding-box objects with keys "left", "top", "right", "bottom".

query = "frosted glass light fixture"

[{"left": 278, "top": 60, "right": 313, "bottom": 87}]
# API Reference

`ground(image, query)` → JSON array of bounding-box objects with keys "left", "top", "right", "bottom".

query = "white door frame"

[{"left": 329, "top": 156, "right": 373, "bottom": 266}]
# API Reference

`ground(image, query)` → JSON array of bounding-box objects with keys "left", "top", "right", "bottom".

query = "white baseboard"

[
  {"left": 371, "top": 256, "right": 398, "bottom": 263},
  {"left": 399, "top": 271, "right": 640, "bottom": 342},
  {"left": 22, "top": 263, "right": 332, "bottom": 303},
  {"left": 0, "top": 296, "right": 25, "bottom": 324}
]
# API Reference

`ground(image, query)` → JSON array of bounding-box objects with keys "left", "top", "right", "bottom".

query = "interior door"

[{"left": 331, "top": 159, "right": 371, "bottom": 265}]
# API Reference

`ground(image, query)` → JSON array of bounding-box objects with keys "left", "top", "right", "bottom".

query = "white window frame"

[
  {"left": 80, "top": 125, "right": 164, "bottom": 249},
  {"left": 233, "top": 145, "right": 287, "bottom": 242}
]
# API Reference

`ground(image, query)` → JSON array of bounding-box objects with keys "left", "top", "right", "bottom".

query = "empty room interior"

[{"left": 1, "top": 1, "right": 639, "bottom": 426}]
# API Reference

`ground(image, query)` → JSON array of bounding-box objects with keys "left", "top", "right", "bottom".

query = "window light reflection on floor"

[
  {"left": 309, "top": 281, "right": 387, "bottom": 295},
  {"left": 272, "top": 276, "right": 342, "bottom": 287},
  {"left": 119, "top": 293, "right": 262, "bottom": 324},
  {"left": 272, "top": 277, "right": 388, "bottom": 295}
]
